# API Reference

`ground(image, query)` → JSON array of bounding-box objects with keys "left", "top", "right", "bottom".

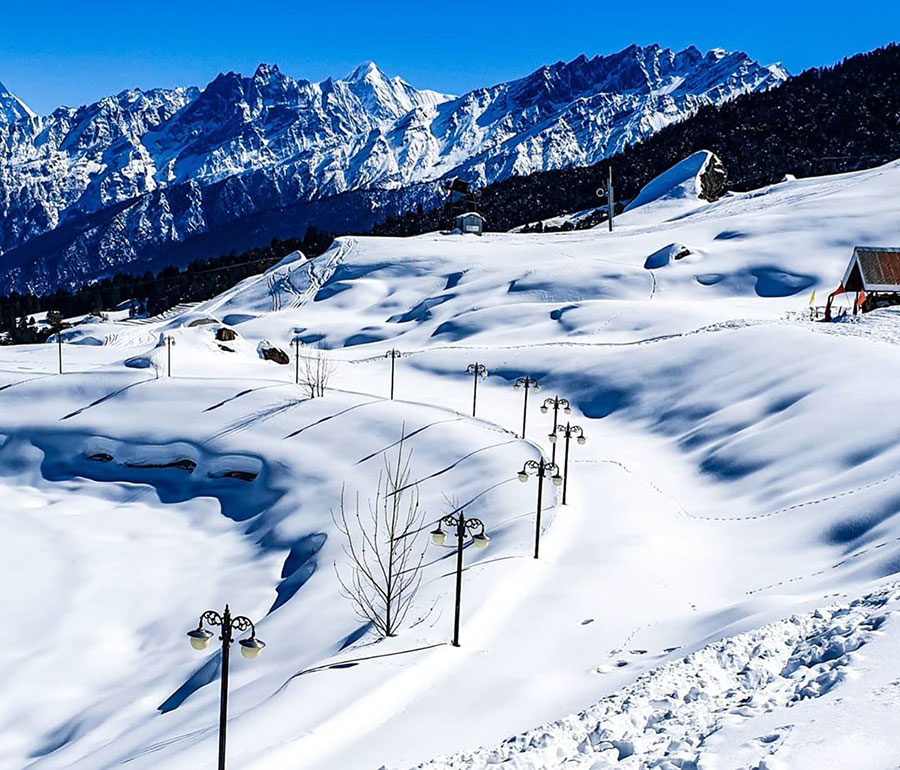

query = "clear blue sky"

[{"left": 2, "top": 0, "right": 897, "bottom": 114}]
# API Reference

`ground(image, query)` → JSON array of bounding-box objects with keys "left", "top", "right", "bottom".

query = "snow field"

[{"left": 1, "top": 159, "right": 900, "bottom": 769}]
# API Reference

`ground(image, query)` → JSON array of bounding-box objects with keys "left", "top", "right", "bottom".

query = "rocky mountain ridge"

[{"left": 0, "top": 44, "right": 786, "bottom": 293}]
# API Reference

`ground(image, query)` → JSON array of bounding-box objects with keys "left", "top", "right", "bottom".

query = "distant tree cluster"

[
  {"left": 0, "top": 232, "right": 335, "bottom": 343},
  {"left": 372, "top": 43, "right": 900, "bottom": 234}
]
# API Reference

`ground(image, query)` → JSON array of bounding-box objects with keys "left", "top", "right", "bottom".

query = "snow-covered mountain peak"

[
  {"left": 344, "top": 60, "right": 383, "bottom": 84},
  {"left": 0, "top": 79, "right": 36, "bottom": 125}
]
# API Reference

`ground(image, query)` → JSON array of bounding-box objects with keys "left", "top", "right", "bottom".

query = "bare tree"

[
  {"left": 300, "top": 344, "right": 334, "bottom": 398},
  {"left": 333, "top": 435, "right": 427, "bottom": 637}
]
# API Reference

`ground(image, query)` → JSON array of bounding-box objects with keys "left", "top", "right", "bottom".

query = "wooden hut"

[
  {"left": 826, "top": 246, "right": 900, "bottom": 320},
  {"left": 456, "top": 212, "right": 485, "bottom": 236}
]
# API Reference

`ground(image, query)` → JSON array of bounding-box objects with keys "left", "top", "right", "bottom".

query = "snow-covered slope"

[
  {"left": 2, "top": 160, "right": 900, "bottom": 770},
  {"left": 0, "top": 45, "right": 786, "bottom": 293}
]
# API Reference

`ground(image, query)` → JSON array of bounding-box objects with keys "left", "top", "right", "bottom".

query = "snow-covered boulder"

[
  {"left": 644, "top": 243, "right": 692, "bottom": 269},
  {"left": 257, "top": 340, "right": 290, "bottom": 364},
  {"left": 622, "top": 151, "right": 726, "bottom": 224}
]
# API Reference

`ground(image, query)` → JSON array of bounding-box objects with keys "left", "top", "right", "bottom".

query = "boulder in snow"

[
  {"left": 644, "top": 243, "right": 692, "bottom": 269},
  {"left": 258, "top": 341, "right": 290, "bottom": 365},
  {"left": 625, "top": 151, "right": 727, "bottom": 219}
]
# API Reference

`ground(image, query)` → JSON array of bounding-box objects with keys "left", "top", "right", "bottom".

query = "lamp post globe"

[
  {"left": 239, "top": 637, "right": 266, "bottom": 660},
  {"left": 188, "top": 627, "right": 213, "bottom": 651}
]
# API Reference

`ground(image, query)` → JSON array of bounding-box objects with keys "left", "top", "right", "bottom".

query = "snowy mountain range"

[{"left": 0, "top": 44, "right": 786, "bottom": 293}]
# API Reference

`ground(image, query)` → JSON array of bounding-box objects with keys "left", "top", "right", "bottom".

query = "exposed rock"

[
  {"left": 698, "top": 153, "right": 727, "bottom": 201},
  {"left": 221, "top": 470, "right": 258, "bottom": 482},
  {"left": 258, "top": 343, "right": 290, "bottom": 365},
  {"left": 123, "top": 458, "right": 197, "bottom": 473}
]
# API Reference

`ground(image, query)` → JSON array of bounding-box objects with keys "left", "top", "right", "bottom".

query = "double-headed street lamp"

[
  {"left": 540, "top": 396, "right": 571, "bottom": 462},
  {"left": 513, "top": 376, "right": 540, "bottom": 438},
  {"left": 431, "top": 512, "right": 490, "bottom": 647},
  {"left": 165, "top": 334, "right": 176, "bottom": 378},
  {"left": 187, "top": 606, "right": 266, "bottom": 770},
  {"left": 466, "top": 362, "right": 488, "bottom": 417},
  {"left": 385, "top": 348, "right": 401, "bottom": 399},
  {"left": 518, "top": 458, "right": 562, "bottom": 559},
  {"left": 550, "top": 423, "right": 586, "bottom": 505}
]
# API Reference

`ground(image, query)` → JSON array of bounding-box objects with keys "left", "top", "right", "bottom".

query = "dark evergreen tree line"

[{"left": 0, "top": 235, "right": 332, "bottom": 344}]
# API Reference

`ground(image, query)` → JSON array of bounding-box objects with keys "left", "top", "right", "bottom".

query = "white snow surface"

[{"left": 2, "top": 160, "right": 900, "bottom": 770}]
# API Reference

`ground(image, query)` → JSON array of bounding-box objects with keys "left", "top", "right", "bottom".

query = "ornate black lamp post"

[
  {"left": 385, "top": 348, "right": 401, "bottom": 399},
  {"left": 466, "top": 362, "right": 488, "bottom": 417},
  {"left": 518, "top": 458, "right": 562, "bottom": 558},
  {"left": 513, "top": 376, "right": 540, "bottom": 438},
  {"left": 165, "top": 334, "right": 176, "bottom": 378},
  {"left": 540, "top": 396, "right": 571, "bottom": 462},
  {"left": 550, "top": 423, "right": 586, "bottom": 505},
  {"left": 430, "top": 511, "right": 489, "bottom": 646},
  {"left": 187, "top": 606, "right": 266, "bottom": 770}
]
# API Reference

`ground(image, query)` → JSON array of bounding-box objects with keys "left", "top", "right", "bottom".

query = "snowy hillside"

[
  {"left": 0, "top": 44, "right": 785, "bottom": 293},
  {"left": 2, "top": 159, "right": 900, "bottom": 770}
]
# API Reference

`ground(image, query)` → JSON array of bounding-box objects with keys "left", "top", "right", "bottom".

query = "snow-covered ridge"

[{"left": 0, "top": 44, "right": 786, "bottom": 293}]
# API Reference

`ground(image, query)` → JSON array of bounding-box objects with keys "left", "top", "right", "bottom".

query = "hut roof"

[{"left": 841, "top": 247, "right": 900, "bottom": 292}]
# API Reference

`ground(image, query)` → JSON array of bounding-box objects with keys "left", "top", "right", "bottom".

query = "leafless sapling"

[
  {"left": 333, "top": 435, "right": 427, "bottom": 637},
  {"left": 300, "top": 344, "right": 334, "bottom": 398}
]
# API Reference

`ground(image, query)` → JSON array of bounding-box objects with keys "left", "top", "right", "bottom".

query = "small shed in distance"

[
  {"left": 456, "top": 212, "right": 484, "bottom": 236},
  {"left": 826, "top": 246, "right": 900, "bottom": 319}
]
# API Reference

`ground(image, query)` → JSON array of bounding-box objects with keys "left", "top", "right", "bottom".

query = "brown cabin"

[{"left": 825, "top": 246, "right": 900, "bottom": 320}]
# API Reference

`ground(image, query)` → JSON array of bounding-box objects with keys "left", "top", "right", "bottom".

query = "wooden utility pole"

[{"left": 607, "top": 166, "right": 615, "bottom": 232}]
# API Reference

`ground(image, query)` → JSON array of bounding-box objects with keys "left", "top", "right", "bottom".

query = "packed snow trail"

[{"left": 410, "top": 584, "right": 900, "bottom": 770}]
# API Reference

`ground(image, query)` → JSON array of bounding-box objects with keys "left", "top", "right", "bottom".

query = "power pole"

[
  {"left": 292, "top": 337, "right": 302, "bottom": 385},
  {"left": 596, "top": 166, "right": 615, "bottom": 232},
  {"left": 607, "top": 166, "right": 614, "bottom": 232}
]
